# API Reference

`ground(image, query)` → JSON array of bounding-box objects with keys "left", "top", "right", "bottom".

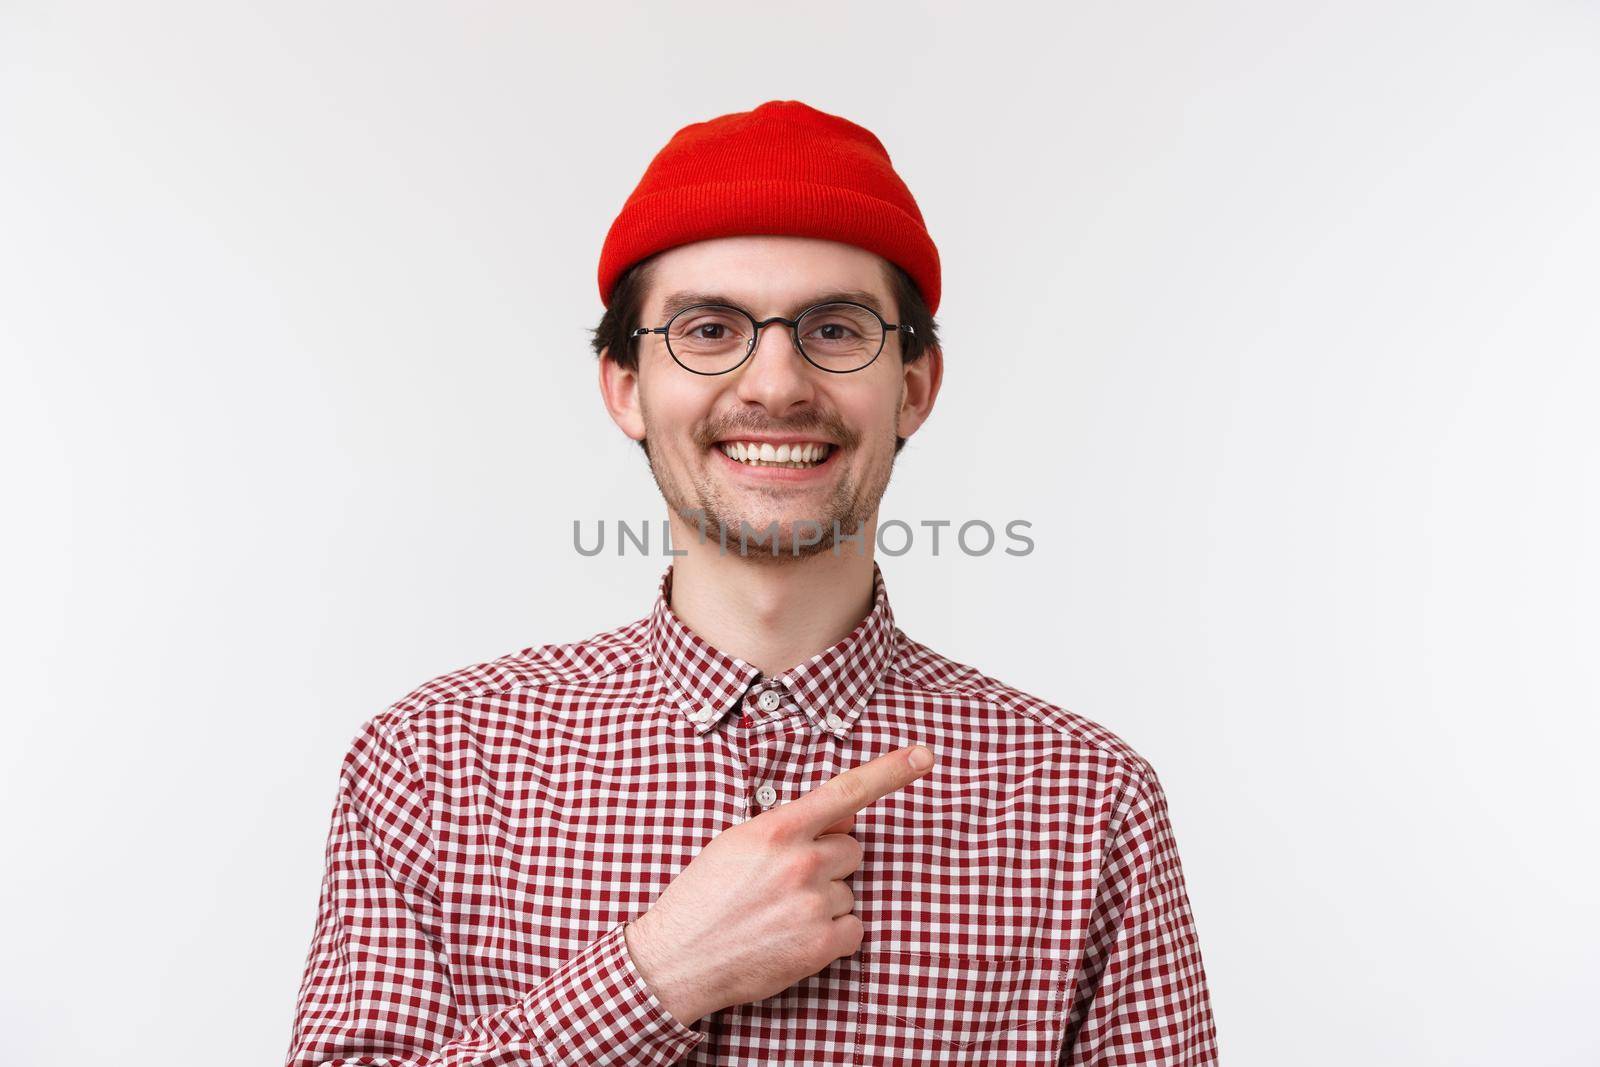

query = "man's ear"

[
  {"left": 896, "top": 343, "right": 943, "bottom": 440},
  {"left": 598, "top": 349, "right": 647, "bottom": 442}
]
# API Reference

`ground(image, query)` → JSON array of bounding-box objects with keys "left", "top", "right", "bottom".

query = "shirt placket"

[{"left": 740, "top": 681, "right": 804, "bottom": 820}]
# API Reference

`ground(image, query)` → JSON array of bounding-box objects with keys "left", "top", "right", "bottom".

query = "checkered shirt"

[{"left": 285, "top": 560, "right": 1217, "bottom": 1065}]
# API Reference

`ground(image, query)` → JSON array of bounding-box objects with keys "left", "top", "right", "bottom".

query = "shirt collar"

[{"left": 645, "top": 560, "right": 899, "bottom": 739}]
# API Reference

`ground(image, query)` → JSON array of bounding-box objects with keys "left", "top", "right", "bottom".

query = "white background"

[{"left": 3, "top": 2, "right": 1597, "bottom": 1064}]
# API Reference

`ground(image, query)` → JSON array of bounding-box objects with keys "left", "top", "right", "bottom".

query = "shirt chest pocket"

[{"left": 856, "top": 950, "right": 1071, "bottom": 1065}]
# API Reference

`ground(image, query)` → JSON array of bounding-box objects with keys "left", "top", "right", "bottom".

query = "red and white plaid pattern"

[{"left": 285, "top": 561, "right": 1217, "bottom": 1065}]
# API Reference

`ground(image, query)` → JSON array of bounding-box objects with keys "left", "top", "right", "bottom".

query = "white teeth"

[{"left": 717, "top": 441, "right": 833, "bottom": 468}]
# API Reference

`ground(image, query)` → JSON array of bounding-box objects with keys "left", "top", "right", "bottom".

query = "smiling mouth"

[{"left": 714, "top": 440, "right": 836, "bottom": 470}]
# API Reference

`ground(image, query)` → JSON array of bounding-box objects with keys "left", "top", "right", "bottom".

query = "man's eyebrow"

[{"left": 657, "top": 289, "right": 888, "bottom": 320}]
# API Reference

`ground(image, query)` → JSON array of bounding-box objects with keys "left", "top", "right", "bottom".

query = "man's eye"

[{"left": 811, "top": 323, "right": 859, "bottom": 342}]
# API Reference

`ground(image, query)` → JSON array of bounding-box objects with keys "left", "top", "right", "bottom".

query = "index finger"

[{"left": 775, "top": 745, "right": 935, "bottom": 838}]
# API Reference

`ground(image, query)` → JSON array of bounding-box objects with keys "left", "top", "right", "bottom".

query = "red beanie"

[{"left": 597, "top": 100, "right": 941, "bottom": 316}]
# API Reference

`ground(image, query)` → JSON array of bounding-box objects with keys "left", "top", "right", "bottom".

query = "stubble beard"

[{"left": 644, "top": 431, "right": 896, "bottom": 563}]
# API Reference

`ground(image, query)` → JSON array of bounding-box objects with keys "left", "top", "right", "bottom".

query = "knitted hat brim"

[{"left": 598, "top": 179, "right": 941, "bottom": 317}]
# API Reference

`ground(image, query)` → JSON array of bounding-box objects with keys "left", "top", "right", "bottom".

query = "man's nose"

[{"left": 735, "top": 322, "right": 815, "bottom": 410}]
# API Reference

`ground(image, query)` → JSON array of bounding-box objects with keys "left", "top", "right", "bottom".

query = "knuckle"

[
  {"left": 783, "top": 851, "right": 820, "bottom": 886},
  {"left": 809, "top": 927, "right": 839, "bottom": 962},
  {"left": 749, "top": 814, "right": 790, "bottom": 848},
  {"left": 830, "top": 775, "right": 868, "bottom": 811},
  {"left": 824, "top": 836, "right": 862, "bottom": 874},
  {"left": 764, "top": 806, "right": 807, "bottom": 841},
  {"left": 830, "top": 885, "right": 854, "bottom": 916},
  {"left": 842, "top": 914, "right": 864, "bottom": 953}
]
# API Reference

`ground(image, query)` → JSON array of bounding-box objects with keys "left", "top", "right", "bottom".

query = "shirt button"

[
  {"left": 757, "top": 691, "right": 781, "bottom": 712},
  {"left": 755, "top": 784, "right": 778, "bottom": 807},
  {"left": 824, "top": 713, "right": 844, "bottom": 731}
]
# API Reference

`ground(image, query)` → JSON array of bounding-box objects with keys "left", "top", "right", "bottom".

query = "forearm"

[{"left": 288, "top": 918, "right": 705, "bottom": 1067}]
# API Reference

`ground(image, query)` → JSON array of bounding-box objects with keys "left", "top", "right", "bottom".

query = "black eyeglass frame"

[{"left": 629, "top": 301, "right": 916, "bottom": 376}]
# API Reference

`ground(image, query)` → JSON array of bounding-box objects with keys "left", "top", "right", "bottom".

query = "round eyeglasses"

[{"left": 630, "top": 301, "right": 915, "bottom": 375}]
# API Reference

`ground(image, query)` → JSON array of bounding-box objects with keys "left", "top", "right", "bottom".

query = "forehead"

[{"left": 645, "top": 235, "right": 893, "bottom": 316}]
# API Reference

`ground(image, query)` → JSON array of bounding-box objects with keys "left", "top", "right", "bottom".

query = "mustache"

[{"left": 696, "top": 415, "right": 858, "bottom": 449}]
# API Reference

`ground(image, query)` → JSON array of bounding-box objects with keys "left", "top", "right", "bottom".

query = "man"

[{"left": 285, "top": 100, "right": 1217, "bottom": 1066}]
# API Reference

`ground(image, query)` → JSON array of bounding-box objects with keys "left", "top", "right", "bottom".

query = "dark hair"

[{"left": 589, "top": 256, "right": 939, "bottom": 457}]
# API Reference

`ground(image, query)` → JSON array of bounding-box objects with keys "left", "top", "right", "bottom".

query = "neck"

[{"left": 664, "top": 511, "right": 880, "bottom": 678}]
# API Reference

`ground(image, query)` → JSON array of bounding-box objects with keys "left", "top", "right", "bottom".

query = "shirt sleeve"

[
  {"left": 1063, "top": 757, "right": 1219, "bottom": 1066},
  {"left": 284, "top": 715, "right": 706, "bottom": 1067}
]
